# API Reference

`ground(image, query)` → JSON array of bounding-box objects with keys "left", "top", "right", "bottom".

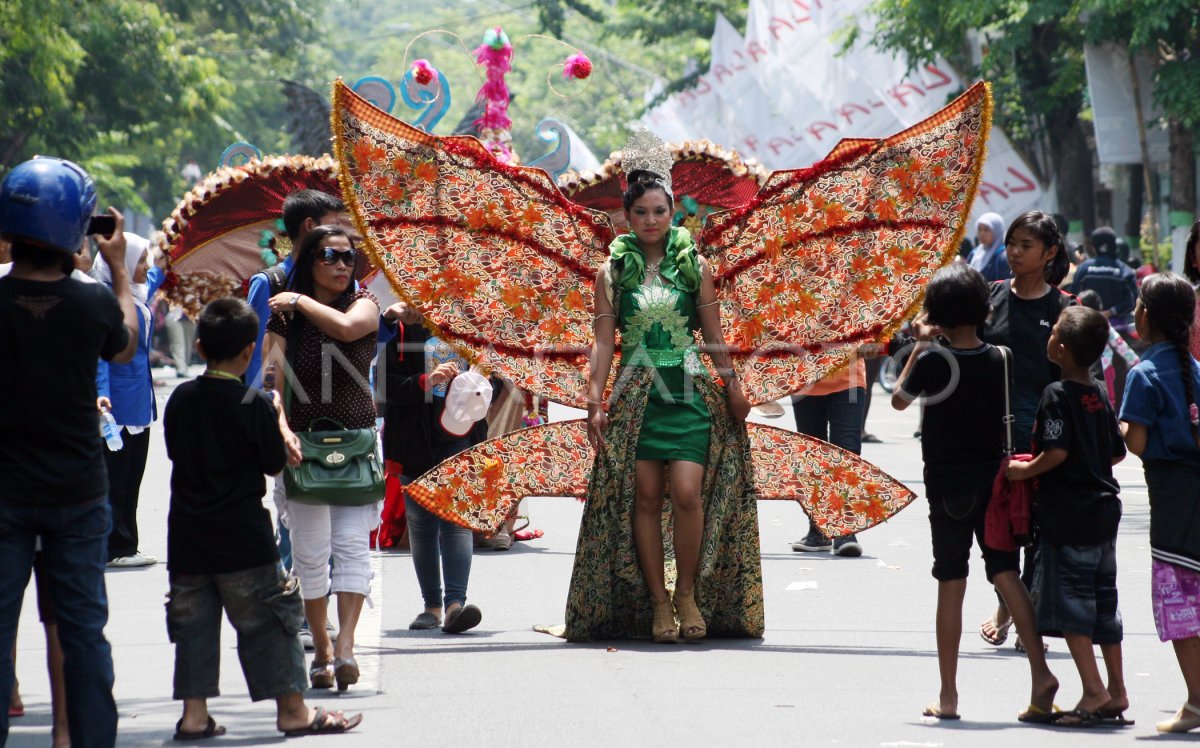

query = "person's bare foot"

[
  {"left": 9, "top": 680, "right": 23, "bottom": 715},
  {"left": 923, "top": 690, "right": 959, "bottom": 720},
  {"left": 1103, "top": 686, "right": 1129, "bottom": 715},
  {"left": 1028, "top": 675, "right": 1059, "bottom": 715},
  {"left": 1075, "top": 689, "right": 1113, "bottom": 715},
  {"left": 278, "top": 705, "right": 318, "bottom": 733},
  {"left": 177, "top": 712, "right": 213, "bottom": 734}
]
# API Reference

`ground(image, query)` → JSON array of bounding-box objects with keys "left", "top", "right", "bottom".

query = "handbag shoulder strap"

[{"left": 999, "top": 345, "right": 1014, "bottom": 456}]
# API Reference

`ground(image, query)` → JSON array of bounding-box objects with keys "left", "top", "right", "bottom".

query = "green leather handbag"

[{"left": 284, "top": 418, "right": 384, "bottom": 506}]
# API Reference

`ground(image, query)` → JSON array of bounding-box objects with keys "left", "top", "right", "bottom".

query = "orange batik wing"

[
  {"left": 406, "top": 421, "right": 914, "bottom": 536},
  {"left": 331, "top": 80, "right": 614, "bottom": 408},
  {"left": 700, "top": 82, "right": 993, "bottom": 405}
]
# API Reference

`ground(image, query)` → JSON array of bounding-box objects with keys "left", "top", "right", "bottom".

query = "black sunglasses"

[{"left": 318, "top": 247, "right": 357, "bottom": 267}]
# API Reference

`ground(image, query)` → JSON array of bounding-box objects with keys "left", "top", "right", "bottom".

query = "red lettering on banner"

[
  {"left": 976, "top": 181, "right": 1009, "bottom": 205},
  {"left": 769, "top": 17, "right": 794, "bottom": 40},
  {"left": 889, "top": 83, "right": 926, "bottom": 107},
  {"left": 744, "top": 136, "right": 760, "bottom": 152},
  {"left": 695, "top": 77, "right": 713, "bottom": 95},
  {"left": 808, "top": 121, "right": 839, "bottom": 141},
  {"left": 768, "top": 137, "right": 796, "bottom": 156},
  {"left": 923, "top": 64, "right": 952, "bottom": 89},
  {"left": 713, "top": 64, "right": 735, "bottom": 84},
  {"left": 677, "top": 89, "right": 697, "bottom": 108},
  {"left": 1004, "top": 167, "right": 1037, "bottom": 194},
  {"left": 730, "top": 51, "right": 748, "bottom": 72},
  {"left": 868, "top": 99, "right": 885, "bottom": 109},
  {"left": 791, "top": 0, "right": 823, "bottom": 22},
  {"left": 747, "top": 41, "right": 769, "bottom": 62},
  {"left": 839, "top": 102, "right": 872, "bottom": 125}
]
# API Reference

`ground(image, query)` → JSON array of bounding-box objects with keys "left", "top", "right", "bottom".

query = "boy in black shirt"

[
  {"left": 163, "top": 299, "right": 361, "bottom": 738},
  {"left": 894, "top": 264, "right": 1057, "bottom": 722},
  {"left": 1006, "top": 305, "right": 1129, "bottom": 726}
]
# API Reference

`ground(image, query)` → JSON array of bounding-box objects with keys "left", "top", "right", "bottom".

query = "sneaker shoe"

[
  {"left": 299, "top": 625, "right": 314, "bottom": 651},
  {"left": 107, "top": 552, "right": 157, "bottom": 568},
  {"left": 832, "top": 534, "right": 863, "bottom": 557},
  {"left": 790, "top": 529, "right": 832, "bottom": 552}
]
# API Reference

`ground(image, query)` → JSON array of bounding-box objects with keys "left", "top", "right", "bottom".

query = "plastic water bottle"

[{"left": 100, "top": 411, "right": 123, "bottom": 451}]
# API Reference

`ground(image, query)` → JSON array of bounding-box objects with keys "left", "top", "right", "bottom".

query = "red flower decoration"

[
  {"left": 412, "top": 59, "right": 436, "bottom": 86},
  {"left": 161, "top": 271, "right": 181, "bottom": 291},
  {"left": 563, "top": 52, "right": 592, "bottom": 80}
]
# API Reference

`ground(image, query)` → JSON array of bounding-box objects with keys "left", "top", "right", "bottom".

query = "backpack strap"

[
  {"left": 263, "top": 264, "right": 290, "bottom": 297},
  {"left": 1000, "top": 345, "right": 1014, "bottom": 456}
]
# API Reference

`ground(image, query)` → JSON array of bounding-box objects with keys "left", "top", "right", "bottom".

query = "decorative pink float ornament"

[
  {"left": 563, "top": 52, "right": 592, "bottom": 80},
  {"left": 411, "top": 59, "right": 436, "bottom": 86},
  {"left": 474, "top": 27, "right": 517, "bottom": 163}
]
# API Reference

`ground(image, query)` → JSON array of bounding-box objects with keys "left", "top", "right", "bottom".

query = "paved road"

[{"left": 8, "top": 374, "right": 1186, "bottom": 746}]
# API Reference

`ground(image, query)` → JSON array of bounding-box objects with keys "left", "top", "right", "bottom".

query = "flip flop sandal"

[
  {"left": 282, "top": 706, "right": 363, "bottom": 737},
  {"left": 1098, "top": 710, "right": 1134, "bottom": 727},
  {"left": 922, "top": 704, "right": 961, "bottom": 720},
  {"left": 442, "top": 604, "right": 482, "bottom": 634},
  {"left": 1013, "top": 635, "right": 1049, "bottom": 653},
  {"left": 979, "top": 614, "right": 1012, "bottom": 646},
  {"left": 1055, "top": 708, "right": 1102, "bottom": 728},
  {"left": 1018, "top": 704, "right": 1064, "bottom": 724},
  {"left": 174, "top": 716, "right": 227, "bottom": 741},
  {"left": 409, "top": 612, "right": 442, "bottom": 630}
]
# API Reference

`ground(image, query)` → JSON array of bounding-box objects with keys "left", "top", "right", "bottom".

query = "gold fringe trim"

[
  {"left": 158, "top": 154, "right": 339, "bottom": 266},
  {"left": 558, "top": 139, "right": 770, "bottom": 197},
  {"left": 872, "top": 80, "right": 995, "bottom": 373}
]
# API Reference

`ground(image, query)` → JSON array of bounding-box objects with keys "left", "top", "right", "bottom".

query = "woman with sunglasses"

[{"left": 265, "top": 225, "right": 380, "bottom": 692}]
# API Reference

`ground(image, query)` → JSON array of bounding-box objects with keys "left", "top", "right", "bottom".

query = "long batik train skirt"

[{"left": 563, "top": 366, "right": 765, "bottom": 641}]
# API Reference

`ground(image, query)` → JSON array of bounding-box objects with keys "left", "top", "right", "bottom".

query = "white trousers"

[{"left": 285, "top": 500, "right": 379, "bottom": 599}]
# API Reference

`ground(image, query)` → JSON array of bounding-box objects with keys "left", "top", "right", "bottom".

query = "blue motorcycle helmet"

[{"left": 0, "top": 157, "right": 97, "bottom": 254}]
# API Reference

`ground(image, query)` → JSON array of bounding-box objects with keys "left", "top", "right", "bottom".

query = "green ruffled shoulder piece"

[{"left": 608, "top": 226, "right": 700, "bottom": 293}]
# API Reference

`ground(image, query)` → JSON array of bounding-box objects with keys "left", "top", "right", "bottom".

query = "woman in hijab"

[
  {"left": 968, "top": 212, "right": 1010, "bottom": 283},
  {"left": 92, "top": 233, "right": 167, "bottom": 567}
]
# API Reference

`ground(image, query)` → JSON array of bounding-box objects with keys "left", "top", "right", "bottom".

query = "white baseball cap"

[{"left": 440, "top": 371, "right": 493, "bottom": 437}]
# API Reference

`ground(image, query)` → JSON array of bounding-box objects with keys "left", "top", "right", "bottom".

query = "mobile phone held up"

[{"left": 87, "top": 215, "right": 116, "bottom": 238}]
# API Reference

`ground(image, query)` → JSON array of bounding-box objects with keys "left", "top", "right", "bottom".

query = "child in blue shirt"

[{"left": 1119, "top": 272, "right": 1200, "bottom": 733}]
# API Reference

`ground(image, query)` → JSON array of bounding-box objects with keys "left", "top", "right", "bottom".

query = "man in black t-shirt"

[
  {"left": 0, "top": 158, "right": 139, "bottom": 745},
  {"left": 1005, "top": 306, "right": 1129, "bottom": 723}
]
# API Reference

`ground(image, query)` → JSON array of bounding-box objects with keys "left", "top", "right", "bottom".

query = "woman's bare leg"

[
  {"left": 633, "top": 460, "right": 668, "bottom": 600},
  {"left": 668, "top": 460, "right": 705, "bottom": 594}
]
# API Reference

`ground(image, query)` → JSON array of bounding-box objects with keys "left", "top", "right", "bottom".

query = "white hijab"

[
  {"left": 969, "top": 212, "right": 1006, "bottom": 271},
  {"left": 91, "top": 232, "right": 149, "bottom": 303}
]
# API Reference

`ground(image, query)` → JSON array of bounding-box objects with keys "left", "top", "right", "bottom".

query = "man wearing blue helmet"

[{"left": 0, "top": 157, "right": 139, "bottom": 746}]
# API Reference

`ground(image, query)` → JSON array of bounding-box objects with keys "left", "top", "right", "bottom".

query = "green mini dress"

[{"left": 617, "top": 276, "right": 711, "bottom": 465}]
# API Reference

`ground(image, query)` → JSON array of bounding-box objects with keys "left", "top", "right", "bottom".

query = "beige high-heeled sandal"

[
  {"left": 673, "top": 588, "right": 707, "bottom": 642},
  {"left": 651, "top": 597, "right": 678, "bottom": 643}
]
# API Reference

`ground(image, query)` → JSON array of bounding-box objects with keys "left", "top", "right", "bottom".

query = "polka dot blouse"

[{"left": 267, "top": 288, "right": 379, "bottom": 432}]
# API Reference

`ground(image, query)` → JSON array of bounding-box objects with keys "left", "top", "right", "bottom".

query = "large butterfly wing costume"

[{"left": 332, "top": 79, "right": 993, "bottom": 533}]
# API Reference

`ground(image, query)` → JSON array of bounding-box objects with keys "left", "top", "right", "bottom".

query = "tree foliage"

[
  {"left": 0, "top": 0, "right": 326, "bottom": 216},
  {"left": 1084, "top": 0, "right": 1200, "bottom": 127},
  {"left": 856, "top": 0, "right": 1087, "bottom": 173}
]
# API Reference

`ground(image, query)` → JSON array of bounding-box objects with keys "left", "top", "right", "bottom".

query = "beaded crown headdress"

[{"left": 621, "top": 128, "right": 673, "bottom": 195}]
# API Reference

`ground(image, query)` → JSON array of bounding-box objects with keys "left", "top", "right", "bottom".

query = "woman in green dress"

[{"left": 564, "top": 159, "right": 764, "bottom": 643}]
